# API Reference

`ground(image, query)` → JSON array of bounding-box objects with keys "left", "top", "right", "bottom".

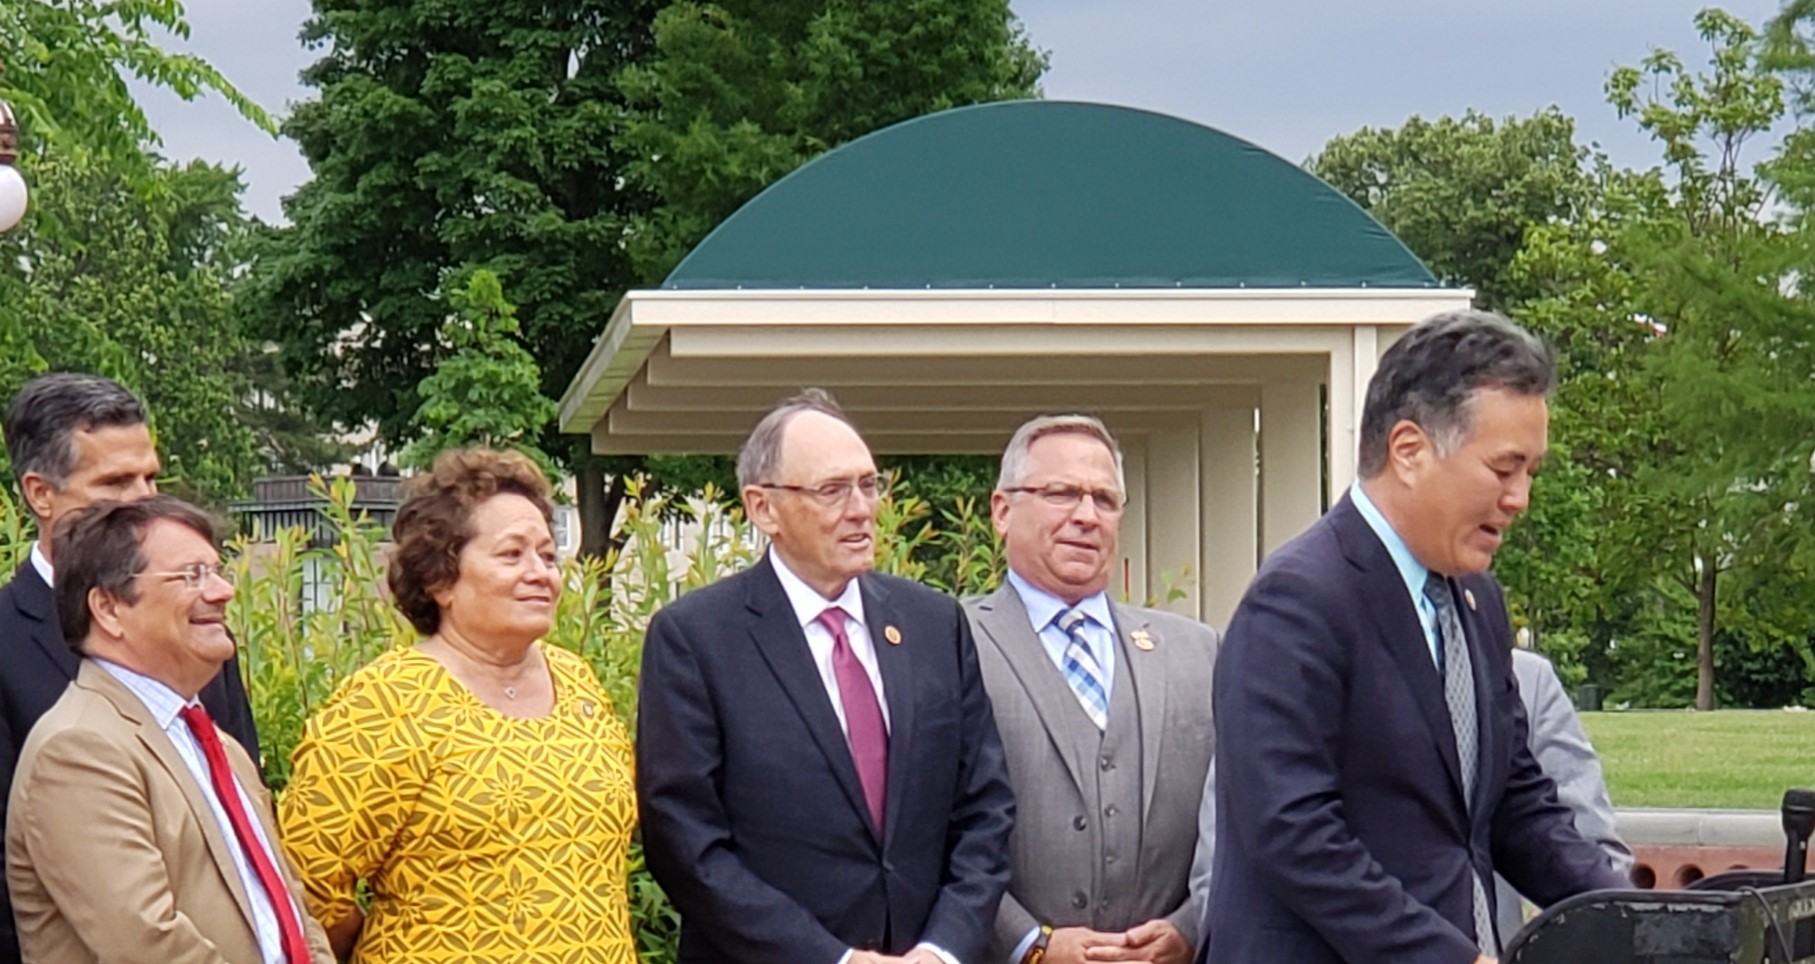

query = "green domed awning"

[{"left": 663, "top": 100, "right": 1436, "bottom": 291}]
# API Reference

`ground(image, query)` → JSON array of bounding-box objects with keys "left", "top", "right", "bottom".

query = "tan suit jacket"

[{"left": 5, "top": 660, "right": 332, "bottom": 964}]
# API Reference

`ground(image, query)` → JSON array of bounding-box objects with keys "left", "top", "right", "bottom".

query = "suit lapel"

[
  {"left": 863, "top": 575, "right": 915, "bottom": 852},
  {"left": 1109, "top": 601, "right": 1167, "bottom": 824},
  {"left": 742, "top": 559, "right": 876, "bottom": 840},
  {"left": 970, "top": 585, "right": 1088, "bottom": 798},
  {"left": 78, "top": 662, "right": 258, "bottom": 928},
  {"left": 1330, "top": 497, "right": 1467, "bottom": 809},
  {"left": 12, "top": 563, "right": 79, "bottom": 683}
]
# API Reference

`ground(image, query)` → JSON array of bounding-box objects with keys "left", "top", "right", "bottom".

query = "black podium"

[{"left": 1503, "top": 878, "right": 1815, "bottom": 963}]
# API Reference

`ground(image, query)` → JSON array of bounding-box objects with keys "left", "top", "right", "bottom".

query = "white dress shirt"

[
  {"left": 28, "top": 541, "right": 52, "bottom": 586},
  {"left": 770, "top": 550, "right": 892, "bottom": 734},
  {"left": 94, "top": 659, "right": 298, "bottom": 964}
]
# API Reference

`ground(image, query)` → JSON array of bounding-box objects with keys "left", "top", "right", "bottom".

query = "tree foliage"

[
  {"left": 0, "top": 153, "right": 261, "bottom": 501},
  {"left": 402, "top": 270, "right": 557, "bottom": 474}
]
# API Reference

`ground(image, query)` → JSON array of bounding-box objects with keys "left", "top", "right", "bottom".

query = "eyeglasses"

[
  {"left": 1002, "top": 484, "right": 1126, "bottom": 515},
  {"left": 135, "top": 562, "right": 233, "bottom": 590},
  {"left": 758, "top": 472, "right": 891, "bottom": 507}
]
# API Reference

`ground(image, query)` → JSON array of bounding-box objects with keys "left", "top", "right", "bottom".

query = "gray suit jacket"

[
  {"left": 1492, "top": 649, "right": 1634, "bottom": 941},
  {"left": 966, "top": 583, "right": 1217, "bottom": 961}
]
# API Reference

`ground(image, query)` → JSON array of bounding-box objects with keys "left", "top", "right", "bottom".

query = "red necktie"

[
  {"left": 178, "top": 704, "right": 312, "bottom": 964},
  {"left": 817, "top": 607, "right": 889, "bottom": 833}
]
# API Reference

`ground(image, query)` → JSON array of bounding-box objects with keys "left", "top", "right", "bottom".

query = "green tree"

[
  {"left": 251, "top": 0, "right": 1046, "bottom": 555},
  {"left": 1307, "top": 109, "right": 1596, "bottom": 311},
  {"left": 1514, "top": 7, "right": 1815, "bottom": 709},
  {"left": 402, "top": 270, "right": 557, "bottom": 473},
  {"left": 0, "top": 153, "right": 262, "bottom": 501},
  {"left": 0, "top": 0, "right": 270, "bottom": 175}
]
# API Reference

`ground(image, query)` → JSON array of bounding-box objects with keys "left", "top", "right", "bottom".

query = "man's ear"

[
  {"left": 990, "top": 490, "right": 1013, "bottom": 539},
  {"left": 89, "top": 587, "right": 126, "bottom": 641},
  {"left": 19, "top": 472, "right": 57, "bottom": 525},
  {"left": 1384, "top": 419, "right": 1434, "bottom": 484},
  {"left": 742, "top": 487, "right": 780, "bottom": 538}
]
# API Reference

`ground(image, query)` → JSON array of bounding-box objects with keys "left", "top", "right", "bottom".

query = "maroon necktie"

[
  {"left": 178, "top": 704, "right": 312, "bottom": 964},
  {"left": 816, "top": 607, "right": 889, "bottom": 833}
]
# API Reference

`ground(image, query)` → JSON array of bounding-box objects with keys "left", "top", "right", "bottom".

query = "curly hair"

[{"left": 387, "top": 448, "right": 555, "bottom": 636}]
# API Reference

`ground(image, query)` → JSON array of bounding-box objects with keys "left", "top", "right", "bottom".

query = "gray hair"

[
  {"left": 736, "top": 388, "right": 858, "bottom": 488},
  {"left": 5, "top": 373, "right": 149, "bottom": 491},
  {"left": 1357, "top": 309, "right": 1555, "bottom": 478},
  {"left": 996, "top": 414, "right": 1127, "bottom": 495}
]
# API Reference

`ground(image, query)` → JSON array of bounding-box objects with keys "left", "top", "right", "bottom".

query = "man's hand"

[
  {"left": 847, "top": 952, "right": 905, "bottom": 964},
  {"left": 900, "top": 950, "right": 945, "bottom": 964},
  {"left": 1046, "top": 926, "right": 1129, "bottom": 964},
  {"left": 1474, "top": 958, "right": 1498, "bottom": 964},
  {"left": 1083, "top": 919, "right": 1191, "bottom": 963}
]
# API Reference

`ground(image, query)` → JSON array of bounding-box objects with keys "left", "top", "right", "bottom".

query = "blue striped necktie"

[{"left": 1056, "top": 608, "right": 1109, "bottom": 730}]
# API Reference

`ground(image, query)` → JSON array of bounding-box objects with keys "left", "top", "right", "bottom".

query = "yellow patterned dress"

[{"left": 278, "top": 644, "right": 636, "bottom": 963}]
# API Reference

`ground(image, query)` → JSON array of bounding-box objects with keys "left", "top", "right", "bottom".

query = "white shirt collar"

[
  {"left": 768, "top": 548, "right": 867, "bottom": 630},
  {"left": 92, "top": 657, "right": 194, "bottom": 729},
  {"left": 28, "top": 541, "right": 53, "bottom": 587}
]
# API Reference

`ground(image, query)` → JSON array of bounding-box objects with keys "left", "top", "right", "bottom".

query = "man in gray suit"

[
  {"left": 1493, "top": 648, "right": 1633, "bottom": 941},
  {"left": 965, "top": 414, "right": 1217, "bottom": 964}
]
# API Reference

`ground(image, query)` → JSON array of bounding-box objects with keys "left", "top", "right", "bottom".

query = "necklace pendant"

[{"left": 504, "top": 686, "right": 518, "bottom": 700}]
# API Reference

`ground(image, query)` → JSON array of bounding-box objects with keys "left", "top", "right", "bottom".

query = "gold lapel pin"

[
  {"left": 884, "top": 625, "right": 903, "bottom": 645},
  {"left": 1131, "top": 628, "right": 1155, "bottom": 651},
  {"left": 1463, "top": 589, "right": 1477, "bottom": 612}
]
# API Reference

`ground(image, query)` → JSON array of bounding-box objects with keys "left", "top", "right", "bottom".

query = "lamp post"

[{"left": 0, "top": 98, "right": 28, "bottom": 233}]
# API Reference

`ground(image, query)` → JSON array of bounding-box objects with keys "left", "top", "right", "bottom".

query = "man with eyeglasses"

[
  {"left": 965, "top": 415, "right": 1218, "bottom": 964},
  {"left": 637, "top": 388, "right": 1015, "bottom": 964},
  {"left": 6, "top": 496, "right": 333, "bottom": 963},
  {"left": 0, "top": 373, "right": 259, "bottom": 964}
]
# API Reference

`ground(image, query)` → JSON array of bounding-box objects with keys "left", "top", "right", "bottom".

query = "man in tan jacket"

[{"left": 5, "top": 496, "right": 331, "bottom": 964}]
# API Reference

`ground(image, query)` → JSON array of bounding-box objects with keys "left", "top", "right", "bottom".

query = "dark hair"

[
  {"left": 735, "top": 388, "right": 857, "bottom": 489},
  {"left": 1357, "top": 310, "right": 1556, "bottom": 477},
  {"left": 52, "top": 496, "right": 218, "bottom": 652},
  {"left": 387, "top": 448, "right": 555, "bottom": 636},
  {"left": 5, "top": 373, "right": 148, "bottom": 493}
]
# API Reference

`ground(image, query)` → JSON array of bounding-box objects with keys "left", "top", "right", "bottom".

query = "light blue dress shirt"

[
  {"left": 1006, "top": 569, "right": 1117, "bottom": 700},
  {"left": 1349, "top": 482, "right": 1441, "bottom": 667}
]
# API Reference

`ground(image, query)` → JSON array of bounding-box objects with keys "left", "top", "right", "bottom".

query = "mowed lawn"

[{"left": 1580, "top": 711, "right": 1815, "bottom": 809}]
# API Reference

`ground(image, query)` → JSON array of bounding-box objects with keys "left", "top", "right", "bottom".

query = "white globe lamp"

[{"left": 0, "top": 99, "right": 27, "bottom": 233}]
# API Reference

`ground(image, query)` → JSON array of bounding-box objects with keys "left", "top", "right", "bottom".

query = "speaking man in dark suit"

[
  {"left": 0, "top": 373, "right": 260, "bottom": 963},
  {"left": 1203, "top": 311, "right": 1627, "bottom": 964},
  {"left": 966, "top": 415, "right": 1215, "bottom": 964},
  {"left": 637, "top": 388, "right": 1015, "bottom": 964}
]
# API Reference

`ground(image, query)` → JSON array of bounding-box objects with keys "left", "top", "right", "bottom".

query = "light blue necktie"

[{"left": 1056, "top": 608, "right": 1109, "bottom": 730}]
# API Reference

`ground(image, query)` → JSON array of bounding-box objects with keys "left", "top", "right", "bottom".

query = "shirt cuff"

[
  {"left": 917, "top": 942, "right": 962, "bottom": 964},
  {"left": 837, "top": 951, "right": 853, "bottom": 964},
  {"left": 1009, "top": 925, "right": 1042, "bottom": 964}
]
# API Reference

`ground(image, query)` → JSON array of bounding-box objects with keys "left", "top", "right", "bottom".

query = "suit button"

[
  {"left": 881, "top": 859, "right": 894, "bottom": 873},
  {"left": 1071, "top": 892, "right": 1088, "bottom": 909},
  {"left": 1100, "top": 756, "right": 1114, "bottom": 771},
  {"left": 1104, "top": 804, "right": 1119, "bottom": 818},
  {"left": 1073, "top": 815, "right": 1087, "bottom": 831}
]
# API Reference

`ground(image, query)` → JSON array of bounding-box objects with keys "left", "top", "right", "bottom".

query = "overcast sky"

[{"left": 135, "top": 0, "right": 1788, "bottom": 224}]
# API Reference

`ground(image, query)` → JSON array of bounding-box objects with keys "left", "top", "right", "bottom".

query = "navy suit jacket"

[
  {"left": 0, "top": 561, "right": 260, "bottom": 964},
  {"left": 1202, "top": 496, "right": 1624, "bottom": 964},
  {"left": 636, "top": 557, "right": 1015, "bottom": 964}
]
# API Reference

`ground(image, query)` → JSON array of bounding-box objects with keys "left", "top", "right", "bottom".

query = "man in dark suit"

[
  {"left": 1204, "top": 311, "right": 1628, "bottom": 964},
  {"left": 0, "top": 373, "right": 260, "bottom": 963},
  {"left": 638, "top": 388, "right": 1015, "bottom": 964}
]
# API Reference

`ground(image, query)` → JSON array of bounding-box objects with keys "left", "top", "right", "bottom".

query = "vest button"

[
  {"left": 1100, "top": 756, "right": 1113, "bottom": 771},
  {"left": 1071, "top": 892, "right": 1088, "bottom": 909},
  {"left": 1073, "top": 815, "right": 1088, "bottom": 831},
  {"left": 1104, "top": 804, "right": 1119, "bottom": 818}
]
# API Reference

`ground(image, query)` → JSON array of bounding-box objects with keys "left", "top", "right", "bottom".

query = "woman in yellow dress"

[{"left": 278, "top": 448, "right": 636, "bottom": 963}]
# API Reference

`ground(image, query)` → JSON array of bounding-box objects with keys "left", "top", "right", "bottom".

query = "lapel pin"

[
  {"left": 1463, "top": 589, "right": 1477, "bottom": 612},
  {"left": 884, "top": 625, "right": 903, "bottom": 645},
  {"left": 1131, "top": 628, "right": 1155, "bottom": 651}
]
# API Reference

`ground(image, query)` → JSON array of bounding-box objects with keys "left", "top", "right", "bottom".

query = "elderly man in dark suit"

[
  {"left": 966, "top": 414, "right": 1215, "bottom": 964},
  {"left": 637, "top": 388, "right": 1015, "bottom": 964},
  {"left": 0, "top": 373, "right": 259, "bottom": 964},
  {"left": 1203, "top": 311, "right": 1628, "bottom": 964}
]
